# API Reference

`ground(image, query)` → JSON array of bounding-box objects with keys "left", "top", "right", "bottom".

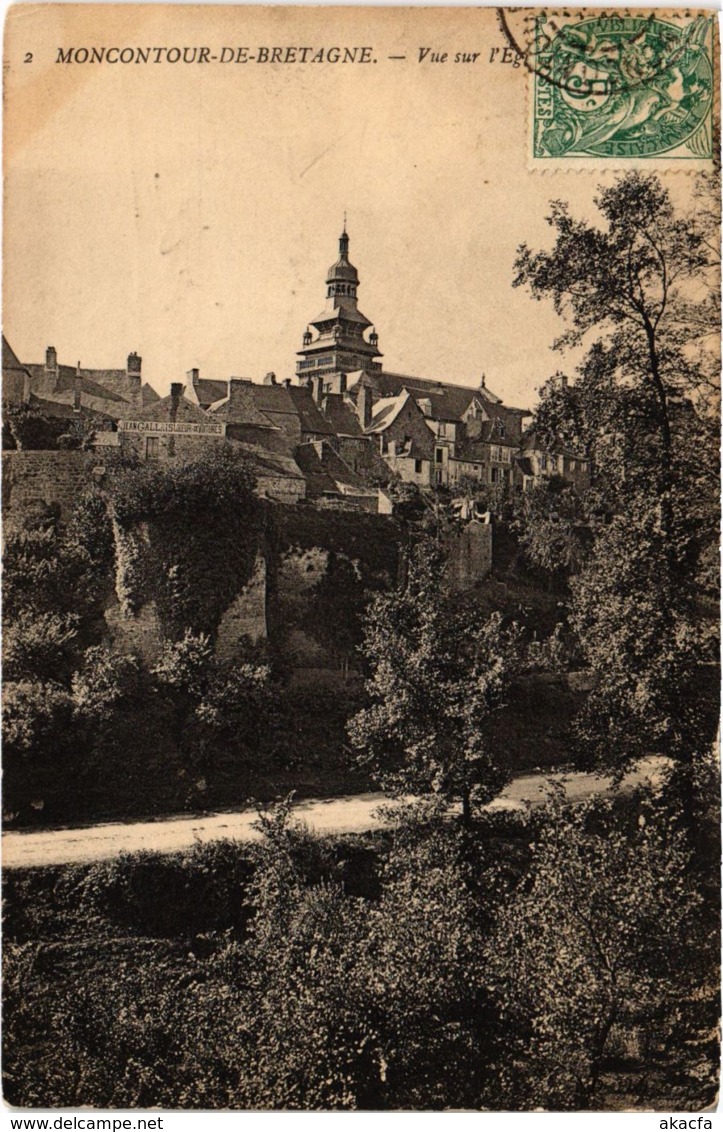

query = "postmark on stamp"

[{"left": 521, "top": 11, "right": 715, "bottom": 164}]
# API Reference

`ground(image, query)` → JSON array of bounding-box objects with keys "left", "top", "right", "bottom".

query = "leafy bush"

[
  {"left": 3, "top": 681, "right": 74, "bottom": 757},
  {"left": 106, "top": 445, "right": 263, "bottom": 637},
  {"left": 4, "top": 612, "right": 80, "bottom": 682},
  {"left": 3, "top": 404, "right": 68, "bottom": 450}
]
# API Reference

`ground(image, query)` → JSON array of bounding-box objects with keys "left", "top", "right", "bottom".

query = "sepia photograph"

[{"left": 1, "top": 3, "right": 720, "bottom": 1113}]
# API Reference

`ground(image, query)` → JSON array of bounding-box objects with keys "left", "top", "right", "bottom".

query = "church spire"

[{"left": 339, "top": 216, "right": 349, "bottom": 258}]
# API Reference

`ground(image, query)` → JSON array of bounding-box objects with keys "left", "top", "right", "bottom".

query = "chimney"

[
  {"left": 357, "top": 383, "right": 372, "bottom": 430},
  {"left": 127, "top": 352, "right": 142, "bottom": 377},
  {"left": 284, "top": 378, "right": 292, "bottom": 388},
  {"left": 479, "top": 374, "right": 487, "bottom": 392},
  {"left": 186, "top": 367, "right": 200, "bottom": 386},
  {"left": 263, "top": 372, "right": 277, "bottom": 386},
  {"left": 46, "top": 346, "right": 59, "bottom": 391},
  {"left": 170, "top": 382, "right": 183, "bottom": 421},
  {"left": 126, "top": 353, "right": 142, "bottom": 409},
  {"left": 74, "top": 363, "right": 82, "bottom": 415},
  {"left": 228, "top": 378, "right": 247, "bottom": 414}
]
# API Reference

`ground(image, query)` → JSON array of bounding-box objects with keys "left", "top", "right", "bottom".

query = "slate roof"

[
  {"left": 123, "top": 393, "right": 211, "bottom": 423},
  {"left": 320, "top": 393, "right": 363, "bottom": 437},
  {"left": 294, "top": 441, "right": 372, "bottom": 497},
  {"left": 349, "top": 370, "right": 529, "bottom": 423},
  {"left": 287, "top": 386, "right": 336, "bottom": 435},
  {"left": 316, "top": 442, "right": 370, "bottom": 492},
  {"left": 192, "top": 378, "right": 228, "bottom": 406},
  {"left": 210, "top": 383, "right": 278, "bottom": 428},
  {"left": 365, "top": 392, "right": 410, "bottom": 434},
  {"left": 293, "top": 443, "right": 340, "bottom": 496},
  {"left": 26, "top": 364, "right": 130, "bottom": 408},
  {"left": 141, "top": 384, "right": 160, "bottom": 406},
  {"left": 309, "top": 301, "right": 373, "bottom": 329},
  {"left": 2, "top": 336, "right": 32, "bottom": 399},
  {"left": 230, "top": 442, "right": 305, "bottom": 481},
  {"left": 28, "top": 393, "right": 116, "bottom": 422},
  {"left": 248, "top": 383, "right": 298, "bottom": 416},
  {"left": 3, "top": 336, "right": 30, "bottom": 377},
  {"left": 88, "top": 371, "right": 142, "bottom": 404}
]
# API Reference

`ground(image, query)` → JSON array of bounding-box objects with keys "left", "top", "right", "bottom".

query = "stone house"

[
  {"left": 2, "top": 337, "right": 32, "bottom": 405},
  {"left": 347, "top": 369, "right": 530, "bottom": 489},
  {"left": 518, "top": 428, "right": 591, "bottom": 491},
  {"left": 209, "top": 378, "right": 280, "bottom": 448},
  {"left": 117, "top": 382, "right": 226, "bottom": 463},
  {"left": 364, "top": 388, "right": 436, "bottom": 486},
  {"left": 246, "top": 376, "right": 337, "bottom": 454},
  {"left": 294, "top": 439, "right": 381, "bottom": 511}
]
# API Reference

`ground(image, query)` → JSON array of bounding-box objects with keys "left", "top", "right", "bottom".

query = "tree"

[
  {"left": 570, "top": 504, "right": 705, "bottom": 773},
  {"left": 485, "top": 790, "right": 713, "bottom": 1111},
  {"left": 515, "top": 173, "right": 719, "bottom": 784},
  {"left": 152, "top": 630, "right": 272, "bottom": 787},
  {"left": 514, "top": 171, "right": 717, "bottom": 552},
  {"left": 348, "top": 542, "right": 521, "bottom": 825},
  {"left": 232, "top": 798, "right": 497, "bottom": 1110},
  {"left": 512, "top": 477, "right": 586, "bottom": 583}
]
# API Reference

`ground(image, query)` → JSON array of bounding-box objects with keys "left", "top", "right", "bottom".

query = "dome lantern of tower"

[{"left": 326, "top": 226, "right": 359, "bottom": 286}]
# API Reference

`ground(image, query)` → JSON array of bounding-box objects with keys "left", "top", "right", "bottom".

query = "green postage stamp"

[{"left": 532, "top": 12, "right": 715, "bottom": 162}]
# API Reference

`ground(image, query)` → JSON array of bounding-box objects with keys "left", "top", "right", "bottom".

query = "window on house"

[
  {"left": 491, "top": 467, "right": 499, "bottom": 483},
  {"left": 435, "top": 448, "right": 444, "bottom": 463},
  {"left": 415, "top": 459, "right": 423, "bottom": 474},
  {"left": 146, "top": 437, "right": 160, "bottom": 461},
  {"left": 501, "top": 447, "right": 511, "bottom": 463},
  {"left": 540, "top": 454, "right": 548, "bottom": 472},
  {"left": 497, "top": 420, "right": 506, "bottom": 438}
]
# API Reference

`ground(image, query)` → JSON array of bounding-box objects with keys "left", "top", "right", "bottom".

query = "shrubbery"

[{"left": 3, "top": 791, "right": 718, "bottom": 1110}]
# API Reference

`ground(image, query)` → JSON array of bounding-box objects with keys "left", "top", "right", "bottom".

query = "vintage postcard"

[{"left": 2, "top": 3, "right": 720, "bottom": 1115}]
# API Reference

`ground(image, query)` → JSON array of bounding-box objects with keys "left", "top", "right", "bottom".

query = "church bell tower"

[{"left": 296, "top": 225, "right": 382, "bottom": 382}]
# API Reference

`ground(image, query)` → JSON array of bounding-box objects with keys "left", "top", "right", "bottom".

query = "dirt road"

[{"left": 2, "top": 756, "right": 670, "bottom": 870}]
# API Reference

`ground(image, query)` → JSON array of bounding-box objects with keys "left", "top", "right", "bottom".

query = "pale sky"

[{"left": 3, "top": 5, "right": 706, "bottom": 410}]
